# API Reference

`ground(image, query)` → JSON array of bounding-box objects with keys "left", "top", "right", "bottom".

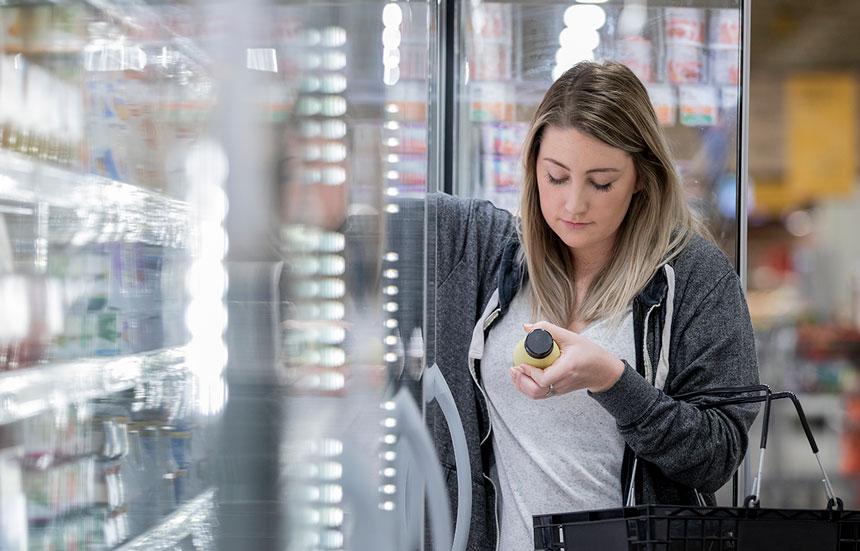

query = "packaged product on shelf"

[
  {"left": 664, "top": 7, "right": 705, "bottom": 45},
  {"left": 481, "top": 154, "right": 519, "bottom": 193},
  {"left": 468, "top": 42, "right": 513, "bottom": 82},
  {"left": 709, "top": 9, "right": 741, "bottom": 47},
  {"left": 94, "top": 307, "right": 121, "bottom": 357},
  {"left": 18, "top": 63, "right": 44, "bottom": 158},
  {"left": 50, "top": 248, "right": 110, "bottom": 361},
  {"left": 480, "top": 125, "right": 496, "bottom": 154},
  {"left": 124, "top": 80, "right": 167, "bottom": 191},
  {"left": 1, "top": 4, "right": 87, "bottom": 54},
  {"left": 28, "top": 506, "right": 124, "bottom": 550},
  {"left": 480, "top": 122, "right": 528, "bottom": 157},
  {"left": 0, "top": 276, "right": 65, "bottom": 369},
  {"left": 83, "top": 41, "right": 192, "bottom": 188},
  {"left": 159, "top": 248, "right": 189, "bottom": 348},
  {"left": 0, "top": 6, "right": 23, "bottom": 52},
  {"left": 647, "top": 84, "right": 677, "bottom": 126},
  {"left": 97, "top": 242, "right": 167, "bottom": 355},
  {"left": 20, "top": 407, "right": 93, "bottom": 473},
  {"left": 616, "top": 35, "right": 653, "bottom": 84},
  {"left": 392, "top": 154, "right": 427, "bottom": 192},
  {"left": 133, "top": 246, "right": 167, "bottom": 354},
  {"left": 169, "top": 425, "right": 192, "bottom": 503},
  {"left": 710, "top": 47, "right": 740, "bottom": 86},
  {"left": 133, "top": 74, "right": 208, "bottom": 195},
  {"left": 123, "top": 421, "right": 181, "bottom": 530},
  {"left": 0, "top": 51, "right": 83, "bottom": 166},
  {"left": 93, "top": 412, "right": 130, "bottom": 461},
  {"left": 465, "top": 3, "right": 512, "bottom": 81},
  {"left": 0, "top": 275, "right": 29, "bottom": 370},
  {"left": 720, "top": 86, "right": 739, "bottom": 114},
  {"left": 0, "top": 55, "right": 26, "bottom": 152},
  {"left": 398, "top": 41, "right": 430, "bottom": 82},
  {"left": 390, "top": 123, "right": 428, "bottom": 155},
  {"left": 663, "top": 7, "right": 706, "bottom": 85},
  {"left": 679, "top": 85, "right": 718, "bottom": 126},
  {"left": 93, "top": 462, "right": 126, "bottom": 510},
  {"left": 666, "top": 42, "right": 705, "bottom": 84},
  {"left": 470, "top": 82, "right": 514, "bottom": 122},
  {"left": 468, "top": 2, "right": 513, "bottom": 42},
  {"left": 23, "top": 455, "right": 97, "bottom": 520},
  {"left": 84, "top": 73, "right": 131, "bottom": 182},
  {"left": 27, "top": 405, "right": 94, "bottom": 461},
  {"left": 385, "top": 81, "right": 429, "bottom": 122}
]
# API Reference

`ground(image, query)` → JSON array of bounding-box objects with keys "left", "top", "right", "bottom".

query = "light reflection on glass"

[{"left": 184, "top": 139, "right": 230, "bottom": 416}]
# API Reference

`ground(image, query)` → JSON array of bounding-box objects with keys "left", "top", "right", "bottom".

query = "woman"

[{"left": 428, "top": 61, "right": 759, "bottom": 550}]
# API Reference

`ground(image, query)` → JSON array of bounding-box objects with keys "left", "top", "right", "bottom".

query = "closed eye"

[
  {"left": 545, "top": 172, "right": 568, "bottom": 186},
  {"left": 592, "top": 180, "right": 615, "bottom": 192}
]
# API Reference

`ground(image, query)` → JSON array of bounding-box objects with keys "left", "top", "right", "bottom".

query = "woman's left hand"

[{"left": 509, "top": 321, "right": 625, "bottom": 399}]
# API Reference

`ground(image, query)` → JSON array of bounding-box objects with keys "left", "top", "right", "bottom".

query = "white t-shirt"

[{"left": 482, "top": 286, "right": 634, "bottom": 551}]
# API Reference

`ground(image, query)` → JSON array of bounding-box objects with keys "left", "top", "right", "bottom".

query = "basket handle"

[
  {"left": 625, "top": 385, "right": 772, "bottom": 508},
  {"left": 698, "top": 390, "right": 840, "bottom": 510}
]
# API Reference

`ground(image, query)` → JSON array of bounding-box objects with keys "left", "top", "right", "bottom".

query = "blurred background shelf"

[
  {"left": 116, "top": 488, "right": 215, "bottom": 551},
  {"left": 0, "top": 149, "right": 190, "bottom": 247},
  {"left": 0, "top": 345, "right": 187, "bottom": 425}
]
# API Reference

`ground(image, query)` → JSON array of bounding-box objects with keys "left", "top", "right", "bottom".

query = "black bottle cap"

[{"left": 524, "top": 328, "right": 554, "bottom": 359}]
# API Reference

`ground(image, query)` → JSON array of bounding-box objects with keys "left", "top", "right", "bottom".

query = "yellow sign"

[{"left": 786, "top": 73, "right": 857, "bottom": 201}]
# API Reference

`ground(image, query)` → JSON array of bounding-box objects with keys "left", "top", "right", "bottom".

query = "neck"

[{"left": 570, "top": 245, "right": 611, "bottom": 286}]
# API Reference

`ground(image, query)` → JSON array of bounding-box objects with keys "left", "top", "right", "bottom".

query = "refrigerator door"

[
  {"left": 452, "top": 0, "right": 746, "bottom": 266},
  {"left": 0, "top": 1, "right": 446, "bottom": 550}
]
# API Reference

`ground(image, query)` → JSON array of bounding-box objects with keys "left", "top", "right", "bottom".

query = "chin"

[{"left": 553, "top": 230, "right": 590, "bottom": 250}]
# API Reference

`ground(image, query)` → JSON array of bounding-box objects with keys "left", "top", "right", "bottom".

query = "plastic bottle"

[{"left": 512, "top": 328, "right": 560, "bottom": 369}]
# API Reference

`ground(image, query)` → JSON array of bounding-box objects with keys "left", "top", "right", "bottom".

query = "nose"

[{"left": 563, "top": 181, "right": 588, "bottom": 216}]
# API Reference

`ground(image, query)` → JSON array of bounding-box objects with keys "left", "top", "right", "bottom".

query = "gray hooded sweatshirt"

[{"left": 426, "top": 193, "right": 760, "bottom": 551}]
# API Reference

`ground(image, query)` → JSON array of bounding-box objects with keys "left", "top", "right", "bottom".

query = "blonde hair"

[{"left": 520, "top": 61, "right": 705, "bottom": 326}]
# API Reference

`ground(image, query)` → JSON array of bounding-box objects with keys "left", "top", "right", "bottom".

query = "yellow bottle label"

[{"left": 512, "top": 338, "right": 560, "bottom": 369}]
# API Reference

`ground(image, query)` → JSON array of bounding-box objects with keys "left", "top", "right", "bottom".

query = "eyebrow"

[{"left": 542, "top": 157, "right": 621, "bottom": 174}]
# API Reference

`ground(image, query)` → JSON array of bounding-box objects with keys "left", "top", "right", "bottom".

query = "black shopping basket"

[{"left": 533, "top": 387, "right": 860, "bottom": 551}]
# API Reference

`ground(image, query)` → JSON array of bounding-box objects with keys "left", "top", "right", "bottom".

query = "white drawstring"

[
  {"left": 654, "top": 265, "right": 675, "bottom": 392},
  {"left": 628, "top": 265, "right": 680, "bottom": 508}
]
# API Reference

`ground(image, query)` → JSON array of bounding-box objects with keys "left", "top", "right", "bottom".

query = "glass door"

[
  {"left": 453, "top": 0, "right": 746, "bottom": 266},
  {"left": 0, "top": 1, "right": 444, "bottom": 550}
]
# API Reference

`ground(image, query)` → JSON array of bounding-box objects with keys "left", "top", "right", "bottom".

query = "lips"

[{"left": 561, "top": 220, "right": 592, "bottom": 229}]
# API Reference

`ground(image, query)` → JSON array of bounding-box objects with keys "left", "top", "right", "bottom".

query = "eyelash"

[
  {"left": 544, "top": 172, "right": 615, "bottom": 192},
  {"left": 545, "top": 173, "right": 567, "bottom": 186}
]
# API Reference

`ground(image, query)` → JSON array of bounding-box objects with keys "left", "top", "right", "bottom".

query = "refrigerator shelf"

[
  {"left": 0, "top": 345, "right": 187, "bottom": 426},
  {"left": 116, "top": 488, "right": 215, "bottom": 551},
  {"left": 0, "top": 149, "right": 190, "bottom": 246}
]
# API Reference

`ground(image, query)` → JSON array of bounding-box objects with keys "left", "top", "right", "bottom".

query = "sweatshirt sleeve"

[
  {"left": 591, "top": 268, "right": 760, "bottom": 493},
  {"left": 430, "top": 192, "right": 516, "bottom": 290}
]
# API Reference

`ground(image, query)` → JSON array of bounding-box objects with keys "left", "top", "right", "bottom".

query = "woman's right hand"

[{"left": 509, "top": 321, "right": 625, "bottom": 398}]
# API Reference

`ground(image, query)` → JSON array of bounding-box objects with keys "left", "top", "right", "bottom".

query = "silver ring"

[{"left": 544, "top": 384, "right": 555, "bottom": 398}]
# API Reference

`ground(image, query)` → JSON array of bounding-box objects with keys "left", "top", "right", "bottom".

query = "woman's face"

[{"left": 536, "top": 126, "right": 638, "bottom": 261}]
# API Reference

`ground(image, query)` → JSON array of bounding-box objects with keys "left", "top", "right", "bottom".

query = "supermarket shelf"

[
  {"left": 82, "top": 0, "right": 211, "bottom": 71},
  {"left": 3, "top": 45, "right": 84, "bottom": 56},
  {"left": 0, "top": 149, "right": 186, "bottom": 211},
  {"left": 118, "top": 488, "right": 216, "bottom": 551},
  {"left": 0, "top": 149, "right": 189, "bottom": 246},
  {"left": 0, "top": 345, "right": 187, "bottom": 426}
]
